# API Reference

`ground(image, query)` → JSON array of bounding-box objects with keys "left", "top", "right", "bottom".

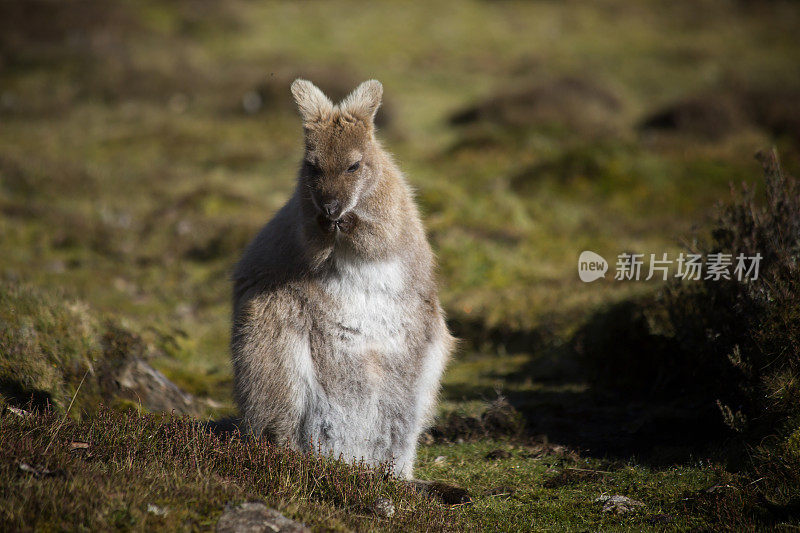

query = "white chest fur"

[{"left": 323, "top": 256, "right": 408, "bottom": 355}]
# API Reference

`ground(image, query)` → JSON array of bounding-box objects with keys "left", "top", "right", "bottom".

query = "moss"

[{"left": 0, "top": 282, "right": 196, "bottom": 419}]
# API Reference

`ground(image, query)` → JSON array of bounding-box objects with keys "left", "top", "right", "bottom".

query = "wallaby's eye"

[{"left": 346, "top": 161, "right": 361, "bottom": 173}]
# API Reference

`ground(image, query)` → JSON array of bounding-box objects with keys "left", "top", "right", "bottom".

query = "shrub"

[
  {"left": 575, "top": 149, "right": 800, "bottom": 475},
  {"left": 659, "top": 149, "right": 800, "bottom": 439}
]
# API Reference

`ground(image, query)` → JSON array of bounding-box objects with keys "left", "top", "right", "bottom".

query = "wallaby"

[{"left": 231, "top": 78, "right": 453, "bottom": 478}]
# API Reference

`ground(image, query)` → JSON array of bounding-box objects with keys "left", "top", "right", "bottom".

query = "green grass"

[
  {"left": 1, "top": 0, "right": 800, "bottom": 530},
  {"left": 0, "top": 408, "right": 458, "bottom": 531},
  {"left": 2, "top": 406, "right": 781, "bottom": 532},
  {"left": 416, "top": 441, "right": 741, "bottom": 532}
]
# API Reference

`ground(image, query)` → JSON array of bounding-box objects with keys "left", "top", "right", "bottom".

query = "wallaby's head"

[{"left": 291, "top": 78, "right": 383, "bottom": 223}]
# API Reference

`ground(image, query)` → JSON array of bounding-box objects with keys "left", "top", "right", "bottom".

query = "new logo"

[{"left": 578, "top": 251, "right": 608, "bottom": 282}]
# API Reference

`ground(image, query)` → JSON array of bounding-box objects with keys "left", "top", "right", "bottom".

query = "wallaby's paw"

[
  {"left": 316, "top": 213, "right": 337, "bottom": 233},
  {"left": 335, "top": 212, "right": 358, "bottom": 234}
]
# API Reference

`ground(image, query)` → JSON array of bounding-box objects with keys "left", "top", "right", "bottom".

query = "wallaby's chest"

[{"left": 318, "top": 257, "right": 411, "bottom": 351}]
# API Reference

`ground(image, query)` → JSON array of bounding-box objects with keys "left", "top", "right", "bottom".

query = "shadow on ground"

[{"left": 442, "top": 315, "right": 731, "bottom": 467}]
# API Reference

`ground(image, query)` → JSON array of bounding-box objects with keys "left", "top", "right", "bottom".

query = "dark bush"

[{"left": 576, "top": 149, "right": 800, "bottom": 455}]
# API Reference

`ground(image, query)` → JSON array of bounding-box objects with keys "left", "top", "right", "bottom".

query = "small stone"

[
  {"left": 147, "top": 503, "right": 168, "bottom": 516},
  {"left": 5, "top": 406, "right": 29, "bottom": 417},
  {"left": 19, "top": 463, "right": 40, "bottom": 475},
  {"left": 70, "top": 441, "right": 90, "bottom": 451},
  {"left": 216, "top": 502, "right": 310, "bottom": 533},
  {"left": 434, "top": 455, "right": 447, "bottom": 464},
  {"left": 174, "top": 303, "right": 195, "bottom": 319},
  {"left": 176, "top": 219, "right": 192, "bottom": 236},
  {"left": 18, "top": 463, "right": 60, "bottom": 477},
  {"left": 594, "top": 494, "right": 645, "bottom": 514},
  {"left": 370, "top": 497, "right": 395, "bottom": 518},
  {"left": 703, "top": 484, "right": 734, "bottom": 493}
]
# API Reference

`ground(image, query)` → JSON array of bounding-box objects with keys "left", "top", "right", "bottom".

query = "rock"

[
  {"left": 241, "top": 91, "right": 263, "bottom": 115},
  {"left": 18, "top": 462, "right": 62, "bottom": 478},
  {"left": 433, "top": 455, "right": 447, "bottom": 464},
  {"left": 114, "top": 358, "right": 201, "bottom": 416},
  {"left": 98, "top": 323, "right": 201, "bottom": 416},
  {"left": 703, "top": 484, "right": 735, "bottom": 494},
  {"left": 370, "top": 497, "right": 395, "bottom": 518},
  {"left": 594, "top": 494, "right": 645, "bottom": 514},
  {"left": 216, "top": 502, "right": 310, "bottom": 533},
  {"left": 4, "top": 405, "right": 29, "bottom": 417},
  {"left": 147, "top": 503, "right": 168, "bottom": 516}
]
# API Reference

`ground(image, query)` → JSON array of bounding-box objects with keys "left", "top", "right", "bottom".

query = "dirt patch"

[
  {"left": 639, "top": 86, "right": 800, "bottom": 144},
  {"left": 639, "top": 94, "right": 746, "bottom": 141},
  {"left": 449, "top": 77, "right": 622, "bottom": 136}
]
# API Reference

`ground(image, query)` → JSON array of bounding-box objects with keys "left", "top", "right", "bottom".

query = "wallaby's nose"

[{"left": 322, "top": 199, "right": 341, "bottom": 220}]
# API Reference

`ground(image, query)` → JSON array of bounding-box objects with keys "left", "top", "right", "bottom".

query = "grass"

[
  {"left": 0, "top": 408, "right": 457, "bottom": 531},
  {"left": 1, "top": 0, "right": 800, "bottom": 530},
  {"left": 0, "top": 282, "right": 152, "bottom": 416},
  {"left": 0, "top": 407, "right": 769, "bottom": 532}
]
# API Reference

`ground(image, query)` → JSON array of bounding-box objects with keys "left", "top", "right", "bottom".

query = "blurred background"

[{"left": 1, "top": 0, "right": 800, "bottom": 528}]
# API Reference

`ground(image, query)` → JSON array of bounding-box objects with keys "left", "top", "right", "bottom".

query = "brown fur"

[{"left": 231, "top": 79, "right": 453, "bottom": 478}]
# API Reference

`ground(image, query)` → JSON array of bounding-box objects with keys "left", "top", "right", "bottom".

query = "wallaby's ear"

[
  {"left": 291, "top": 79, "right": 334, "bottom": 126},
  {"left": 340, "top": 79, "right": 383, "bottom": 124}
]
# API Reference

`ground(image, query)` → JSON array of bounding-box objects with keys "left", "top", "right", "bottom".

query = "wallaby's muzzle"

[{"left": 321, "top": 198, "right": 342, "bottom": 220}]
